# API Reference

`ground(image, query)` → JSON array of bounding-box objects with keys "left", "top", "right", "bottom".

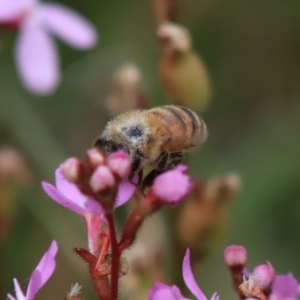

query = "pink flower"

[
  {"left": 148, "top": 249, "right": 219, "bottom": 300},
  {"left": 42, "top": 166, "right": 135, "bottom": 216},
  {"left": 270, "top": 274, "right": 300, "bottom": 300},
  {"left": 7, "top": 240, "right": 58, "bottom": 300},
  {"left": 0, "top": 0, "right": 98, "bottom": 95},
  {"left": 151, "top": 165, "right": 193, "bottom": 205},
  {"left": 42, "top": 164, "right": 136, "bottom": 254}
]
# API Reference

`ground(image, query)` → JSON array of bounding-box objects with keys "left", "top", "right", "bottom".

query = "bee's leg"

[
  {"left": 157, "top": 151, "right": 169, "bottom": 170},
  {"left": 129, "top": 152, "right": 141, "bottom": 183},
  {"left": 142, "top": 169, "right": 164, "bottom": 188},
  {"left": 167, "top": 151, "right": 185, "bottom": 168},
  {"left": 142, "top": 151, "right": 169, "bottom": 188}
]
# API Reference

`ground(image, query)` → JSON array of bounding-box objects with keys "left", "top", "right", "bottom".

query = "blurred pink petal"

[
  {"left": 16, "top": 23, "right": 60, "bottom": 95},
  {"left": 183, "top": 249, "right": 207, "bottom": 300},
  {"left": 42, "top": 182, "right": 86, "bottom": 215},
  {"left": 26, "top": 240, "right": 58, "bottom": 299},
  {"left": 41, "top": 3, "right": 98, "bottom": 49},
  {"left": 7, "top": 240, "right": 58, "bottom": 300},
  {"left": 0, "top": 0, "right": 33, "bottom": 21},
  {"left": 42, "top": 167, "right": 104, "bottom": 216},
  {"left": 148, "top": 282, "right": 187, "bottom": 300},
  {"left": 116, "top": 175, "right": 137, "bottom": 207},
  {"left": 270, "top": 274, "right": 300, "bottom": 300}
]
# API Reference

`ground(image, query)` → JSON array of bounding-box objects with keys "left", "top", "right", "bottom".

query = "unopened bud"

[
  {"left": 114, "top": 63, "right": 141, "bottom": 88},
  {"left": 224, "top": 245, "right": 247, "bottom": 268},
  {"left": 205, "top": 173, "right": 241, "bottom": 203},
  {"left": 86, "top": 148, "right": 105, "bottom": 169},
  {"left": 89, "top": 165, "right": 116, "bottom": 193},
  {"left": 150, "top": 165, "right": 193, "bottom": 205},
  {"left": 107, "top": 151, "right": 131, "bottom": 179},
  {"left": 60, "top": 158, "right": 84, "bottom": 183},
  {"left": 158, "top": 22, "right": 212, "bottom": 111},
  {"left": 253, "top": 262, "right": 275, "bottom": 289}
]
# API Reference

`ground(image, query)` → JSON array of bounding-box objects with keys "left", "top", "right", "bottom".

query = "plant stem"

[{"left": 106, "top": 213, "right": 120, "bottom": 300}]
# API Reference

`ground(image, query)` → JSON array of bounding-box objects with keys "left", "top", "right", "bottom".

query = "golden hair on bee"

[{"left": 94, "top": 105, "right": 208, "bottom": 182}]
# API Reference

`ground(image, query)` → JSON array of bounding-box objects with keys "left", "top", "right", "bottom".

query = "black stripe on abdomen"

[
  {"left": 180, "top": 106, "right": 199, "bottom": 134},
  {"left": 163, "top": 106, "right": 187, "bottom": 130}
]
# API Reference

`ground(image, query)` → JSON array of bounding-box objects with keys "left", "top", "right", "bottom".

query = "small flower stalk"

[{"left": 176, "top": 174, "right": 240, "bottom": 262}]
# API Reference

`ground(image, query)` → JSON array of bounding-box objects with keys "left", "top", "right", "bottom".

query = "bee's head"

[{"left": 93, "top": 138, "right": 130, "bottom": 156}]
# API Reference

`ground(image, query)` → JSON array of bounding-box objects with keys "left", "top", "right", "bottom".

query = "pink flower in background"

[
  {"left": 7, "top": 240, "right": 58, "bottom": 300},
  {"left": 148, "top": 249, "right": 219, "bottom": 300},
  {"left": 270, "top": 274, "right": 300, "bottom": 300},
  {"left": 0, "top": 0, "right": 98, "bottom": 95}
]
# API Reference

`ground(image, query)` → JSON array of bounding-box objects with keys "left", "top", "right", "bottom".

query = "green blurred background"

[{"left": 1, "top": 0, "right": 300, "bottom": 299}]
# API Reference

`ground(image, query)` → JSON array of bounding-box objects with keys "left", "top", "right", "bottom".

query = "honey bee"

[{"left": 94, "top": 105, "right": 208, "bottom": 184}]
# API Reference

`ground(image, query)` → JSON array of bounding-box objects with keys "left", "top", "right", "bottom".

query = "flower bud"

[
  {"left": 151, "top": 165, "right": 193, "bottom": 205},
  {"left": 107, "top": 151, "right": 131, "bottom": 179},
  {"left": 253, "top": 262, "right": 275, "bottom": 289},
  {"left": 60, "top": 158, "right": 84, "bottom": 183},
  {"left": 86, "top": 148, "right": 105, "bottom": 169},
  {"left": 224, "top": 245, "right": 247, "bottom": 268},
  {"left": 89, "top": 166, "right": 116, "bottom": 193},
  {"left": 158, "top": 22, "right": 212, "bottom": 112}
]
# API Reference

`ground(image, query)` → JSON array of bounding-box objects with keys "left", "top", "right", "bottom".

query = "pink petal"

[
  {"left": 0, "top": 0, "right": 34, "bottom": 22},
  {"left": 16, "top": 23, "right": 59, "bottom": 95},
  {"left": 55, "top": 167, "right": 84, "bottom": 202},
  {"left": 148, "top": 282, "right": 188, "bottom": 300},
  {"left": 41, "top": 3, "right": 98, "bottom": 49},
  {"left": 42, "top": 181, "right": 85, "bottom": 215},
  {"left": 271, "top": 274, "right": 300, "bottom": 300},
  {"left": 54, "top": 167, "right": 104, "bottom": 215},
  {"left": 210, "top": 293, "right": 219, "bottom": 300},
  {"left": 6, "top": 294, "right": 16, "bottom": 300},
  {"left": 182, "top": 249, "right": 207, "bottom": 300},
  {"left": 26, "top": 240, "right": 58, "bottom": 299},
  {"left": 115, "top": 175, "right": 137, "bottom": 207},
  {"left": 12, "top": 278, "right": 25, "bottom": 300}
]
